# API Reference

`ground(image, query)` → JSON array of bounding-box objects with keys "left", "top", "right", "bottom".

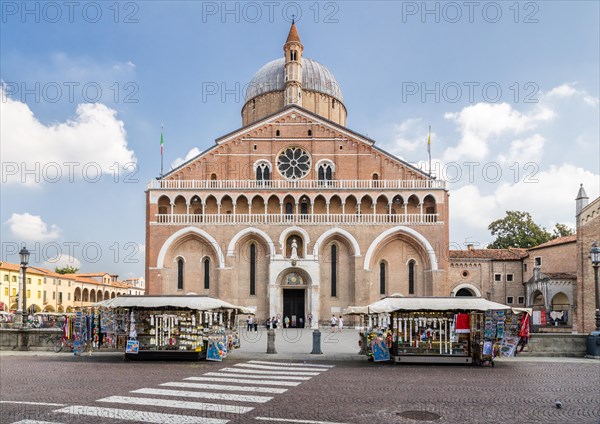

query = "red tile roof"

[
  {"left": 527, "top": 235, "right": 576, "bottom": 250},
  {"left": 450, "top": 248, "right": 529, "bottom": 260}
]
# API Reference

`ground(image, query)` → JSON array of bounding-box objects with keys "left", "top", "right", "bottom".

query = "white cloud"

[
  {"left": 498, "top": 133, "right": 546, "bottom": 165},
  {"left": 0, "top": 87, "right": 136, "bottom": 186},
  {"left": 443, "top": 102, "right": 554, "bottom": 162},
  {"left": 171, "top": 147, "right": 201, "bottom": 169},
  {"left": 5, "top": 213, "right": 61, "bottom": 242},
  {"left": 450, "top": 164, "right": 600, "bottom": 244},
  {"left": 383, "top": 118, "right": 434, "bottom": 154},
  {"left": 44, "top": 254, "right": 81, "bottom": 270},
  {"left": 547, "top": 84, "right": 577, "bottom": 98},
  {"left": 545, "top": 83, "right": 599, "bottom": 107}
]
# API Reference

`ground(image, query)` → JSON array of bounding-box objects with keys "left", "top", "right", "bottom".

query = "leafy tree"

[
  {"left": 487, "top": 211, "right": 553, "bottom": 249},
  {"left": 55, "top": 265, "right": 79, "bottom": 275},
  {"left": 552, "top": 223, "right": 575, "bottom": 238}
]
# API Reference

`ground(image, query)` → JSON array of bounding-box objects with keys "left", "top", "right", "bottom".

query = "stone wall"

[
  {"left": 0, "top": 328, "right": 62, "bottom": 351},
  {"left": 524, "top": 333, "right": 588, "bottom": 357}
]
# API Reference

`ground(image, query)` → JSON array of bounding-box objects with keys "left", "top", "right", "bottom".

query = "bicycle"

[{"left": 53, "top": 335, "right": 74, "bottom": 353}]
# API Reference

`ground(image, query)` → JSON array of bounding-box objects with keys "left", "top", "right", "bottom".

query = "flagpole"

[
  {"left": 428, "top": 125, "right": 432, "bottom": 177},
  {"left": 160, "top": 124, "right": 164, "bottom": 177}
]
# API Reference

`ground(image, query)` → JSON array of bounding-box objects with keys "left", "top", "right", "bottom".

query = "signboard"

[
  {"left": 371, "top": 338, "right": 390, "bottom": 362},
  {"left": 126, "top": 339, "right": 139, "bottom": 354}
]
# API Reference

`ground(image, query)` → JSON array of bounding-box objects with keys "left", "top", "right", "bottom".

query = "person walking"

[
  {"left": 307, "top": 313, "right": 313, "bottom": 328},
  {"left": 338, "top": 315, "right": 344, "bottom": 333},
  {"left": 284, "top": 316, "right": 290, "bottom": 328},
  {"left": 331, "top": 315, "right": 338, "bottom": 333},
  {"left": 247, "top": 316, "right": 253, "bottom": 332}
]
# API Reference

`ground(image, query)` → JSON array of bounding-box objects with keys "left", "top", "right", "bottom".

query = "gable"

[{"left": 163, "top": 106, "right": 431, "bottom": 182}]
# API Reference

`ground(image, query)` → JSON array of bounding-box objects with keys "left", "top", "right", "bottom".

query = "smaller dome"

[{"left": 245, "top": 57, "right": 344, "bottom": 104}]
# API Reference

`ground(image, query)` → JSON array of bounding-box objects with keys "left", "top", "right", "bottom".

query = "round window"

[
  {"left": 277, "top": 147, "right": 311, "bottom": 180},
  {"left": 462, "top": 270, "right": 469, "bottom": 278}
]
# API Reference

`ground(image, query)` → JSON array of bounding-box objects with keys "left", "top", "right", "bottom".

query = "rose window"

[{"left": 277, "top": 147, "right": 311, "bottom": 180}]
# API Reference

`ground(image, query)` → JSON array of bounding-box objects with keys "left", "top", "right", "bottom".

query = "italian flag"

[{"left": 160, "top": 130, "right": 164, "bottom": 155}]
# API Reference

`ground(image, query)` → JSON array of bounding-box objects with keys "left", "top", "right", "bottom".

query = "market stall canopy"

[
  {"left": 94, "top": 295, "right": 255, "bottom": 314},
  {"left": 363, "top": 296, "right": 512, "bottom": 314},
  {"left": 344, "top": 306, "right": 369, "bottom": 316},
  {"left": 511, "top": 307, "right": 533, "bottom": 315}
]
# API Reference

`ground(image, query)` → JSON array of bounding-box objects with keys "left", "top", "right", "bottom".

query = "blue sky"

[{"left": 1, "top": 1, "right": 599, "bottom": 278}]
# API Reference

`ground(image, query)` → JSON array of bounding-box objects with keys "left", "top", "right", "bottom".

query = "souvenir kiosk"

[
  {"left": 353, "top": 296, "right": 513, "bottom": 365},
  {"left": 94, "top": 295, "right": 252, "bottom": 361}
]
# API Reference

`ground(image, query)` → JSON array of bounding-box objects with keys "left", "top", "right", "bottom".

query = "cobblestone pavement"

[{"left": 0, "top": 353, "right": 598, "bottom": 424}]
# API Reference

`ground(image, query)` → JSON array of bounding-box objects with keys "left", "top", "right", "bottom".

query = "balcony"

[
  {"left": 147, "top": 179, "right": 447, "bottom": 191},
  {"left": 153, "top": 213, "right": 441, "bottom": 226}
]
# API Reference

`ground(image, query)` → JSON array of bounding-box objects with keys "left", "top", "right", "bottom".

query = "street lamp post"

[
  {"left": 586, "top": 243, "right": 600, "bottom": 358},
  {"left": 19, "top": 246, "right": 30, "bottom": 351}
]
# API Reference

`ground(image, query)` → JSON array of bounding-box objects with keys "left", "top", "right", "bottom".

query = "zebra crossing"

[{"left": 10, "top": 360, "right": 335, "bottom": 424}]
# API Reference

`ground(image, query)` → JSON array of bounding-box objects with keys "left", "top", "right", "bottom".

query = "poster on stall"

[
  {"left": 207, "top": 339, "right": 223, "bottom": 362},
  {"left": 499, "top": 336, "right": 519, "bottom": 357},
  {"left": 371, "top": 338, "right": 390, "bottom": 362},
  {"left": 126, "top": 339, "right": 139, "bottom": 354},
  {"left": 73, "top": 339, "right": 84, "bottom": 356}
]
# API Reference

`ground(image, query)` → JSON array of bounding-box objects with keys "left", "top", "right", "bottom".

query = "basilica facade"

[{"left": 145, "top": 23, "right": 450, "bottom": 326}]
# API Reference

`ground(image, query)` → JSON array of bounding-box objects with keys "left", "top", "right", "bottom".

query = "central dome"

[{"left": 245, "top": 57, "right": 344, "bottom": 104}]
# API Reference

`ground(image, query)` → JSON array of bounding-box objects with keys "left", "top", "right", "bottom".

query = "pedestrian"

[
  {"left": 284, "top": 316, "right": 290, "bottom": 328},
  {"left": 299, "top": 317, "right": 304, "bottom": 328},
  {"left": 307, "top": 313, "right": 313, "bottom": 328},
  {"left": 246, "top": 315, "right": 252, "bottom": 332},
  {"left": 331, "top": 315, "right": 337, "bottom": 333},
  {"left": 338, "top": 315, "right": 344, "bottom": 333},
  {"left": 266, "top": 317, "right": 271, "bottom": 329}
]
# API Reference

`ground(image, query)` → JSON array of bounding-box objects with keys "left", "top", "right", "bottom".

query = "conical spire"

[
  {"left": 286, "top": 21, "right": 301, "bottom": 44},
  {"left": 576, "top": 183, "right": 588, "bottom": 200}
]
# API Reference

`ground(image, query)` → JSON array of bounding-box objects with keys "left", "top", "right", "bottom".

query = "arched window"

[
  {"left": 331, "top": 244, "right": 337, "bottom": 297},
  {"left": 177, "top": 258, "right": 184, "bottom": 290},
  {"left": 379, "top": 261, "right": 386, "bottom": 295},
  {"left": 308, "top": 129, "right": 312, "bottom": 136},
  {"left": 285, "top": 202, "right": 293, "bottom": 216},
  {"left": 408, "top": 260, "right": 415, "bottom": 295},
  {"left": 276, "top": 130, "right": 280, "bottom": 137},
  {"left": 300, "top": 197, "right": 308, "bottom": 215},
  {"left": 252, "top": 99, "right": 256, "bottom": 110},
  {"left": 255, "top": 162, "right": 271, "bottom": 181},
  {"left": 317, "top": 161, "right": 334, "bottom": 184},
  {"left": 250, "top": 244, "right": 256, "bottom": 296},
  {"left": 203, "top": 257, "right": 210, "bottom": 290}
]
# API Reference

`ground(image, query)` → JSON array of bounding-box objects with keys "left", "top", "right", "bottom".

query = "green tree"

[
  {"left": 552, "top": 223, "right": 575, "bottom": 238},
  {"left": 55, "top": 265, "right": 79, "bottom": 275},
  {"left": 487, "top": 211, "right": 553, "bottom": 249}
]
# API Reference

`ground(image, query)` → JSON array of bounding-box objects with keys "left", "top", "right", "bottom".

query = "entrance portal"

[{"left": 283, "top": 288, "right": 305, "bottom": 328}]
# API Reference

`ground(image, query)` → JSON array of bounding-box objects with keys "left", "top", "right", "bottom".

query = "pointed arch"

[
  {"left": 279, "top": 226, "right": 310, "bottom": 255},
  {"left": 363, "top": 226, "right": 438, "bottom": 271},
  {"left": 227, "top": 227, "right": 276, "bottom": 258},
  {"left": 312, "top": 228, "right": 361, "bottom": 257},
  {"left": 157, "top": 227, "right": 225, "bottom": 268}
]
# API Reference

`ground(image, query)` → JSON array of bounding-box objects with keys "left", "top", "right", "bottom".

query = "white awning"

[
  {"left": 361, "top": 296, "right": 511, "bottom": 314},
  {"left": 94, "top": 295, "right": 254, "bottom": 314}
]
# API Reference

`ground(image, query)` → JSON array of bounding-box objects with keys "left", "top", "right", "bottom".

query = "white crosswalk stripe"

[
  {"left": 185, "top": 376, "right": 302, "bottom": 386},
  {"left": 161, "top": 381, "right": 288, "bottom": 393},
  {"left": 235, "top": 363, "right": 327, "bottom": 372},
  {"left": 220, "top": 368, "right": 321, "bottom": 376},
  {"left": 53, "top": 405, "right": 227, "bottom": 424},
  {"left": 49, "top": 360, "right": 334, "bottom": 424},
  {"left": 131, "top": 387, "right": 273, "bottom": 403},
  {"left": 248, "top": 361, "right": 334, "bottom": 368},
  {"left": 204, "top": 372, "right": 311, "bottom": 381},
  {"left": 10, "top": 420, "right": 65, "bottom": 424},
  {"left": 97, "top": 395, "right": 254, "bottom": 414}
]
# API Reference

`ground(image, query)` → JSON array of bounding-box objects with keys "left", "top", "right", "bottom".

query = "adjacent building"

[{"left": 0, "top": 262, "right": 141, "bottom": 313}]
